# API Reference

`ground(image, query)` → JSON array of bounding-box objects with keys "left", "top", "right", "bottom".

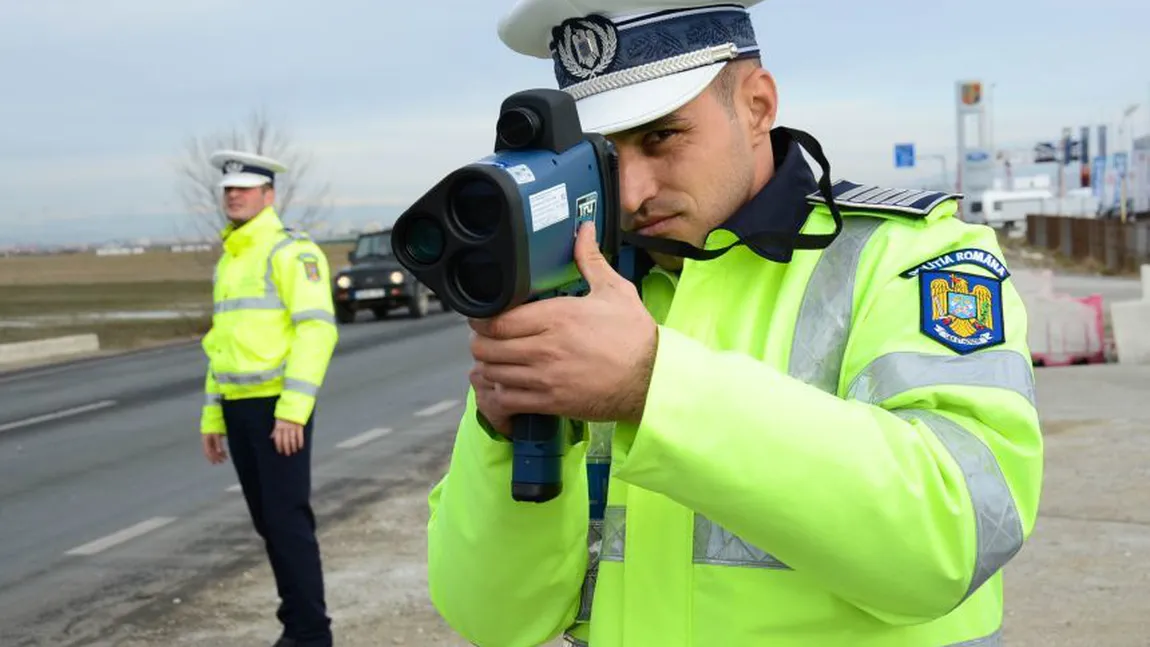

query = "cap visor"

[
  {"left": 218, "top": 173, "right": 272, "bottom": 189},
  {"left": 574, "top": 62, "right": 726, "bottom": 135}
]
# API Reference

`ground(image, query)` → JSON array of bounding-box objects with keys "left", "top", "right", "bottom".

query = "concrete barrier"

[
  {"left": 1012, "top": 268, "right": 1107, "bottom": 366},
  {"left": 1025, "top": 292, "right": 1107, "bottom": 366},
  {"left": 0, "top": 334, "right": 101, "bottom": 366},
  {"left": 1110, "top": 264, "right": 1150, "bottom": 365}
]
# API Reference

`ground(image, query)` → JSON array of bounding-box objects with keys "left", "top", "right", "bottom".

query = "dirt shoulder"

[{"left": 1002, "top": 364, "right": 1150, "bottom": 647}]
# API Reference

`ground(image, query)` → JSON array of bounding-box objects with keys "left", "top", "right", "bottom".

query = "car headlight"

[
  {"left": 389, "top": 271, "right": 404, "bottom": 284},
  {"left": 336, "top": 275, "right": 352, "bottom": 289}
]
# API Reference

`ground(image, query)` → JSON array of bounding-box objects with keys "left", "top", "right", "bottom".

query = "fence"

[{"left": 1025, "top": 214, "right": 1150, "bottom": 273}]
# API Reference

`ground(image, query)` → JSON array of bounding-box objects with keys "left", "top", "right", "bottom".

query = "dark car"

[{"left": 331, "top": 229, "right": 445, "bottom": 323}]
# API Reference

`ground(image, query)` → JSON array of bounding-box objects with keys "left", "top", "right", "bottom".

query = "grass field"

[{"left": 0, "top": 243, "right": 353, "bottom": 351}]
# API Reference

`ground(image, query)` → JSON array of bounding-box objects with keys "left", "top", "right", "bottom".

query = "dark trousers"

[{"left": 221, "top": 396, "right": 331, "bottom": 646}]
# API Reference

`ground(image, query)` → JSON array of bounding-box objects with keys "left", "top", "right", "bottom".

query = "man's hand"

[
  {"left": 469, "top": 221, "right": 659, "bottom": 437},
  {"left": 202, "top": 434, "right": 228, "bottom": 464},
  {"left": 272, "top": 419, "right": 305, "bottom": 455}
]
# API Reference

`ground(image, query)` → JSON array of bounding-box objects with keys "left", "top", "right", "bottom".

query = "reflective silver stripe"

[
  {"left": 212, "top": 364, "right": 285, "bottom": 385},
  {"left": 575, "top": 422, "right": 616, "bottom": 621},
  {"left": 789, "top": 216, "right": 887, "bottom": 394},
  {"left": 291, "top": 309, "right": 336, "bottom": 325},
  {"left": 576, "top": 517, "right": 602, "bottom": 622},
  {"left": 893, "top": 409, "right": 1024, "bottom": 603},
  {"left": 947, "top": 628, "right": 1002, "bottom": 646},
  {"left": 282, "top": 377, "right": 319, "bottom": 397},
  {"left": 847, "top": 350, "right": 1037, "bottom": 407},
  {"left": 692, "top": 513, "right": 789, "bottom": 569},
  {"left": 204, "top": 393, "right": 221, "bottom": 406},
  {"left": 600, "top": 506, "right": 625, "bottom": 562},
  {"left": 562, "top": 636, "right": 589, "bottom": 647},
  {"left": 215, "top": 296, "right": 283, "bottom": 313}
]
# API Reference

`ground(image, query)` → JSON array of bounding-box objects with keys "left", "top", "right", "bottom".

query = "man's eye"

[{"left": 644, "top": 130, "right": 678, "bottom": 147}]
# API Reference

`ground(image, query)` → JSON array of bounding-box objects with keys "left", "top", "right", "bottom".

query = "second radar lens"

[{"left": 451, "top": 178, "right": 502, "bottom": 240}]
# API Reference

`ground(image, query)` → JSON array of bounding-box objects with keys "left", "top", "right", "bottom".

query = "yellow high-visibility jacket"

[
  {"left": 200, "top": 207, "right": 339, "bottom": 433},
  {"left": 426, "top": 179, "right": 1044, "bottom": 646}
]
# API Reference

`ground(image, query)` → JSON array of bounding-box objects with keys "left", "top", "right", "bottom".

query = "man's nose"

[{"left": 616, "top": 147, "right": 658, "bottom": 217}]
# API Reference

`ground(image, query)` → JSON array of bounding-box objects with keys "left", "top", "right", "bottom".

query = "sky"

[{"left": 1, "top": 0, "right": 1148, "bottom": 246}]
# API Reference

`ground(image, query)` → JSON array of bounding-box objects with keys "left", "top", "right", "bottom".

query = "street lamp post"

[{"left": 1120, "top": 103, "right": 1140, "bottom": 223}]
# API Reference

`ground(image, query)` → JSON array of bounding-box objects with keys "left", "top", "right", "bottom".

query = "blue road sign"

[
  {"left": 894, "top": 143, "right": 915, "bottom": 168},
  {"left": 1114, "top": 152, "right": 1128, "bottom": 178},
  {"left": 966, "top": 149, "right": 991, "bottom": 163},
  {"left": 1092, "top": 155, "right": 1106, "bottom": 198}
]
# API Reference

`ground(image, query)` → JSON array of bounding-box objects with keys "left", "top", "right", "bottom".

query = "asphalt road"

[{"left": 0, "top": 309, "right": 474, "bottom": 646}]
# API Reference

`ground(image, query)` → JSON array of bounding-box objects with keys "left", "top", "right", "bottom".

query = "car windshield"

[{"left": 354, "top": 233, "right": 392, "bottom": 260}]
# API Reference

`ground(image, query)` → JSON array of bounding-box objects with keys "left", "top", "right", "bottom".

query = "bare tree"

[{"left": 176, "top": 107, "right": 332, "bottom": 243}]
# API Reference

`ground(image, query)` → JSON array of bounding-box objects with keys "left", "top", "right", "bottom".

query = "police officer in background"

[
  {"left": 200, "top": 150, "right": 338, "bottom": 647},
  {"left": 426, "top": 1, "right": 1045, "bottom": 646}
]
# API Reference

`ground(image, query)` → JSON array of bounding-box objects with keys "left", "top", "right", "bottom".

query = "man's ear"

[{"left": 742, "top": 67, "right": 778, "bottom": 145}]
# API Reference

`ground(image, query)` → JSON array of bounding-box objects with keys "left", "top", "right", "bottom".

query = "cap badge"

[
  {"left": 223, "top": 160, "right": 244, "bottom": 174},
  {"left": 556, "top": 15, "right": 618, "bottom": 80}
]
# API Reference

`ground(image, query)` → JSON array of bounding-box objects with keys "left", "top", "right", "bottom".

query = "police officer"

[
  {"left": 200, "top": 149, "right": 338, "bottom": 647},
  {"left": 426, "top": 1, "right": 1045, "bottom": 646}
]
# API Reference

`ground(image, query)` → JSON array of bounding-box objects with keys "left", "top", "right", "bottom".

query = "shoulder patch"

[
  {"left": 298, "top": 252, "right": 322, "bottom": 282},
  {"left": 900, "top": 248, "right": 1011, "bottom": 280},
  {"left": 806, "top": 180, "right": 962, "bottom": 217},
  {"left": 918, "top": 269, "right": 1005, "bottom": 354}
]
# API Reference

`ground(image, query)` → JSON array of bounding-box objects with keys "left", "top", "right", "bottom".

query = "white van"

[{"left": 967, "top": 188, "right": 1054, "bottom": 230}]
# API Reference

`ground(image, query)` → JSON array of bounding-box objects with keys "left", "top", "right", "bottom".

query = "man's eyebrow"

[{"left": 618, "top": 113, "right": 691, "bottom": 137}]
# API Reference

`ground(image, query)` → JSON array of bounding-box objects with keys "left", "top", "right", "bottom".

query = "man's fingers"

[
  {"left": 204, "top": 436, "right": 226, "bottom": 463},
  {"left": 467, "top": 303, "right": 551, "bottom": 341},
  {"left": 470, "top": 333, "right": 546, "bottom": 366},
  {"left": 481, "top": 363, "right": 551, "bottom": 392},
  {"left": 486, "top": 385, "right": 554, "bottom": 418},
  {"left": 573, "top": 220, "right": 617, "bottom": 291},
  {"left": 269, "top": 424, "right": 304, "bottom": 456}
]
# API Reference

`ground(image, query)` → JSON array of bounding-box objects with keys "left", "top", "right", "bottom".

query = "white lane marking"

[
  {"left": 336, "top": 427, "right": 393, "bottom": 449},
  {"left": 225, "top": 484, "right": 243, "bottom": 492},
  {"left": 65, "top": 516, "right": 177, "bottom": 556},
  {"left": 0, "top": 399, "right": 117, "bottom": 433},
  {"left": 414, "top": 399, "right": 459, "bottom": 418}
]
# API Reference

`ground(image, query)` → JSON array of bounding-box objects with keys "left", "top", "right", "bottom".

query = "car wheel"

[{"left": 335, "top": 304, "right": 356, "bottom": 324}]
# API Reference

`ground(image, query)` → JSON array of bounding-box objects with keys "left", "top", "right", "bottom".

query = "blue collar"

[{"left": 715, "top": 128, "right": 818, "bottom": 264}]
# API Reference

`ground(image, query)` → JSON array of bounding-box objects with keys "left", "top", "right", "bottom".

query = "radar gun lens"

[
  {"left": 404, "top": 217, "right": 445, "bottom": 265},
  {"left": 451, "top": 178, "right": 503, "bottom": 239},
  {"left": 452, "top": 249, "right": 503, "bottom": 308}
]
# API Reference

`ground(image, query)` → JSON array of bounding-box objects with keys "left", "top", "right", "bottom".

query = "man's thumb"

[{"left": 573, "top": 220, "right": 613, "bottom": 287}]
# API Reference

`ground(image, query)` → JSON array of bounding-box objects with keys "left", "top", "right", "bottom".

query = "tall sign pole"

[{"left": 955, "top": 80, "right": 991, "bottom": 222}]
